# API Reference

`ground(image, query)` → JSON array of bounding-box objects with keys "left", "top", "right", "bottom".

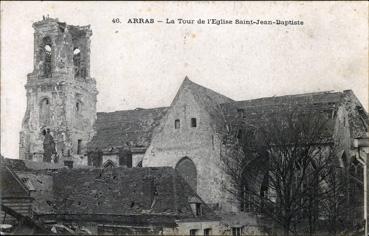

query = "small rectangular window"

[
  {"left": 232, "top": 227, "right": 242, "bottom": 236},
  {"left": 190, "top": 229, "right": 198, "bottom": 236},
  {"left": 204, "top": 228, "right": 212, "bottom": 236},
  {"left": 77, "top": 139, "right": 82, "bottom": 154},
  {"left": 195, "top": 203, "right": 202, "bottom": 216},
  {"left": 191, "top": 118, "right": 197, "bottom": 127},
  {"left": 175, "top": 119, "right": 180, "bottom": 129}
]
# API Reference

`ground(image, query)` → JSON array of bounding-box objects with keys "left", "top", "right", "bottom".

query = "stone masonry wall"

[
  {"left": 143, "top": 86, "right": 228, "bottom": 210},
  {"left": 19, "top": 17, "right": 97, "bottom": 164}
]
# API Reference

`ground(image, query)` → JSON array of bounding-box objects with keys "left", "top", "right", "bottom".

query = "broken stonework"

[{"left": 19, "top": 17, "right": 97, "bottom": 165}]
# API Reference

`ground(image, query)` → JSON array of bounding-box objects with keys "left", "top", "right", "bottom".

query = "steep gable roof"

[
  {"left": 178, "top": 77, "right": 233, "bottom": 105},
  {"left": 87, "top": 107, "right": 168, "bottom": 151},
  {"left": 169, "top": 77, "right": 234, "bottom": 134}
]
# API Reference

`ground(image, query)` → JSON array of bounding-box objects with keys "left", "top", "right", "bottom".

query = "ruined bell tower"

[{"left": 19, "top": 16, "right": 98, "bottom": 165}]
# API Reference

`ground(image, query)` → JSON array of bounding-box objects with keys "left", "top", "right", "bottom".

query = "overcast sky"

[{"left": 1, "top": 1, "right": 368, "bottom": 159}]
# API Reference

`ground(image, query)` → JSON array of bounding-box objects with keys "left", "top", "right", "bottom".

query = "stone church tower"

[{"left": 19, "top": 17, "right": 97, "bottom": 165}]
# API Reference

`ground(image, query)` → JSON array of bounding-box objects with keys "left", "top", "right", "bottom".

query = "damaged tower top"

[
  {"left": 20, "top": 17, "right": 98, "bottom": 165},
  {"left": 30, "top": 16, "right": 93, "bottom": 80}
]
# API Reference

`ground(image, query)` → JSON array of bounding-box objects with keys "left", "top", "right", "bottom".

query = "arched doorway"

[{"left": 175, "top": 157, "right": 197, "bottom": 191}]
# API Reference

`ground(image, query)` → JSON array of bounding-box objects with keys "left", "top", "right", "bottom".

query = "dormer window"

[
  {"left": 195, "top": 203, "right": 202, "bottom": 216},
  {"left": 189, "top": 196, "right": 202, "bottom": 217},
  {"left": 175, "top": 119, "right": 180, "bottom": 129},
  {"left": 191, "top": 118, "right": 197, "bottom": 128}
]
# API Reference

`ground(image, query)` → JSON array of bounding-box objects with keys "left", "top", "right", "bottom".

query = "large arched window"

[
  {"left": 39, "top": 97, "right": 51, "bottom": 125},
  {"left": 175, "top": 157, "right": 197, "bottom": 191},
  {"left": 42, "top": 37, "right": 52, "bottom": 78}
]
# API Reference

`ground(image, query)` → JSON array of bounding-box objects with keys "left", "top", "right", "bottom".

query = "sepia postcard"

[{"left": 0, "top": 1, "right": 368, "bottom": 235}]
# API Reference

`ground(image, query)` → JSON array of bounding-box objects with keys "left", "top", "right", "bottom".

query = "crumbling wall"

[{"left": 19, "top": 17, "right": 97, "bottom": 165}]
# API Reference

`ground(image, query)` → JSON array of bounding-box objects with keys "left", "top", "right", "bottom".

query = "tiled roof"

[
  {"left": 225, "top": 91, "right": 343, "bottom": 108},
  {"left": 50, "top": 167, "right": 216, "bottom": 221},
  {"left": 87, "top": 77, "right": 233, "bottom": 152},
  {"left": 180, "top": 77, "right": 233, "bottom": 105},
  {"left": 221, "top": 90, "right": 368, "bottom": 139},
  {"left": 86, "top": 78, "right": 367, "bottom": 152},
  {"left": 1, "top": 157, "right": 65, "bottom": 171},
  {"left": 87, "top": 107, "right": 168, "bottom": 151},
  {"left": 2, "top": 158, "right": 218, "bottom": 223},
  {"left": 0, "top": 166, "right": 30, "bottom": 198},
  {"left": 220, "top": 91, "right": 341, "bottom": 138},
  {"left": 16, "top": 172, "right": 55, "bottom": 214}
]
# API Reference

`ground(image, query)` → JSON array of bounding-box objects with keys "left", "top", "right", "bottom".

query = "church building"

[{"left": 18, "top": 17, "right": 368, "bottom": 228}]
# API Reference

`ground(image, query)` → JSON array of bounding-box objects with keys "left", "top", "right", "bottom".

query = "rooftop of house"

[
  {"left": 1, "top": 157, "right": 65, "bottom": 171},
  {"left": 0, "top": 158, "right": 218, "bottom": 225},
  {"left": 0, "top": 165, "right": 30, "bottom": 199}
]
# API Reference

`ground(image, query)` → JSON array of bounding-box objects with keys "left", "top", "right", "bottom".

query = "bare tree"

[
  {"left": 221, "top": 106, "right": 345, "bottom": 236},
  {"left": 318, "top": 165, "right": 348, "bottom": 235}
]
